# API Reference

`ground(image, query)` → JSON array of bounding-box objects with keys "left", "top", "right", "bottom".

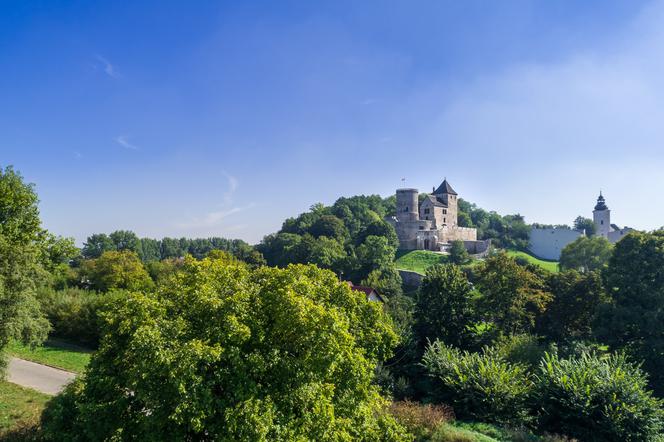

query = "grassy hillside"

[
  {"left": 7, "top": 339, "right": 92, "bottom": 374},
  {"left": 0, "top": 381, "right": 49, "bottom": 437},
  {"left": 396, "top": 250, "right": 449, "bottom": 274},
  {"left": 505, "top": 250, "right": 559, "bottom": 273}
]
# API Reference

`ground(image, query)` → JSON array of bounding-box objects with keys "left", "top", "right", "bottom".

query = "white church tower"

[{"left": 593, "top": 192, "right": 611, "bottom": 238}]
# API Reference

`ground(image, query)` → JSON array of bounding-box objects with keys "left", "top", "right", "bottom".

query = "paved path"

[{"left": 7, "top": 357, "right": 76, "bottom": 395}]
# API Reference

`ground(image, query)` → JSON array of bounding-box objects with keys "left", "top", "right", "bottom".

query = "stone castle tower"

[
  {"left": 389, "top": 179, "right": 489, "bottom": 254},
  {"left": 593, "top": 192, "right": 611, "bottom": 238}
]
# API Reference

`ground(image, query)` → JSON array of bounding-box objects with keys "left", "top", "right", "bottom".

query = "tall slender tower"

[{"left": 593, "top": 192, "right": 611, "bottom": 238}]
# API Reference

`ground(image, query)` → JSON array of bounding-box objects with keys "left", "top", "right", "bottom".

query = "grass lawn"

[
  {"left": 7, "top": 339, "right": 92, "bottom": 374},
  {"left": 505, "top": 249, "right": 559, "bottom": 273},
  {"left": 0, "top": 380, "right": 49, "bottom": 437},
  {"left": 396, "top": 250, "right": 449, "bottom": 274}
]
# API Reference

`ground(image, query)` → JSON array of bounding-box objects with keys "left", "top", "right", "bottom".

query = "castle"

[
  {"left": 529, "top": 192, "right": 634, "bottom": 260},
  {"left": 387, "top": 179, "right": 489, "bottom": 254}
]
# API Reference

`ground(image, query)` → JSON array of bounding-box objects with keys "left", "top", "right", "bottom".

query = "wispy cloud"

[
  {"left": 94, "top": 54, "right": 120, "bottom": 78},
  {"left": 176, "top": 173, "right": 255, "bottom": 229},
  {"left": 115, "top": 135, "right": 139, "bottom": 150},
  {"left": 177, "top": 204, "right": 255, "bottom": 229}
]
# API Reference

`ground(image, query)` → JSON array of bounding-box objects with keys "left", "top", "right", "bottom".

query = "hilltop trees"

[
  {"left": 257, "top": 195, "right": 400, "bottom": 287},
  {"left": 0, "top": 167, "right": 51, "bottom": 356},
  {"left": 80, "top": 250, "right": 154, "bottom": 292},
  {"left": 41, "top": 258, "right": 408, "bottom": 441}
]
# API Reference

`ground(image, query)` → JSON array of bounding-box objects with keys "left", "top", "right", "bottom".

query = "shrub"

[
  {"left": 493, "top": 334, "right": 549, "bottom": 368},
  {"left": 389, "top": 400, "right": 454, "bottom": 441},
  {"left": 38, "top": 287, "right": 123, "bottom": 347},
  {"left": 535, "top": 352, "right": 664, "bottom": 441},
  {"left": 422, "top": 341, "right": 533, "bottom": 426}
]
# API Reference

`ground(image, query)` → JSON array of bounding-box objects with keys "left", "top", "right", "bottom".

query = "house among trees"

[{"left": 347, "top": 282, "right": 385, "bottom": 303}]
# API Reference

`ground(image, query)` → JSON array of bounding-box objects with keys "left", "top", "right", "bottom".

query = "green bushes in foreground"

[
  {"left": 422, "top": 341, "right": 664, "bottom": 441},
  {"left": 422, "top": 341, "right": 533, "bottom": 426},
  {"left": 535, "top": 352, "right": 664, "bottom": 442}
]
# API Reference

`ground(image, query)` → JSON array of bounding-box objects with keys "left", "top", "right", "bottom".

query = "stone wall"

[
  {"left": 529, "top": 227, "right": 583, "bottom": 260},
  {"left": 464, "top": 239, "right": 491, "bottom": 257},
  {"left": 399, "top": 269, "right": 423, "bottom": 288}
]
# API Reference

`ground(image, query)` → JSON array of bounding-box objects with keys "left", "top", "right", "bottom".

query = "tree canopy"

[{"left": 42, "top": 258, "right": 407, "bottom": 441}]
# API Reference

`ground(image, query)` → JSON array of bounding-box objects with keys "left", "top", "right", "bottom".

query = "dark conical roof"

[
  {"left": 594, "top": 192, "right": 608, "bottom": 211},
  {"left": 433, "top": 179, "right": 457, "bottom": 195}
]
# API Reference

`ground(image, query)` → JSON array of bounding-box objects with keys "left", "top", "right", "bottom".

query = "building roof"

[
  {"left": 433, "top": 179, "right": 458, "bottom": 196},
  {"left": 346, "top": 282, "right": 386, "bottom": 302},
  {"left": 423, "top": 194, "right": 448, "bottom": 208},
  {"left": 594, "top": 192, "right": 608, "bottom": 211}
]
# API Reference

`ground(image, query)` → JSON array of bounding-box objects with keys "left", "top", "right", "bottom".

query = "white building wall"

[
  {"left": 528, "top": 228, "right": 584, "bottom": 261},
  {"left": 593, "top": 209, "right": 611, "bottom": 238}
]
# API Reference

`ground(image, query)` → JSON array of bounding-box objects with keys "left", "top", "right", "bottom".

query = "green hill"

[
  {"left": 505, "top": 249, "right": 559, "bottom": 273},
  {"left": 395, "top": 250, "right": 449, "bottom": 274}
]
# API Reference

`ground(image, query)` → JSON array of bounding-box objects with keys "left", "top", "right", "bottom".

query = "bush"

[
  {"left": 389, "top": 401, "right": 454, "bottom": 441},
  {"left": 422, "top": 341, "right": 533, "bottom": 426},
  {"left": 494, "top": 334, "right": 550, "bottom": 368},
  {"left": 38, "top": 287, "right": 123, "bottom": 347},
  {"left": 535, "top": 352, "right": 664, "bottom": 441}
]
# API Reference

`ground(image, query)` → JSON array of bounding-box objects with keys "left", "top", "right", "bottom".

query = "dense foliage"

[
  {"left": 422, "top": 341, "right": 533, "bottom": 426},
  {"left": 595, "top": 230, "right": 664, "bottom": 395},
  {"left": 457, "top": 199, "right": 530, "bottom": 249},
  {"left": 258, "top": 196, "right": 401, "bottom": 290},
  {"left": 559, "top": 236, "right": 612, "bottom": 272},
  {"left": 0, "top": 167, "right": 52, "bottom": 361},
  {"left": 41, "top": 258, "right": 408, "bottom": 441},
  {"left": 535, "top": 352, "right": 664, "bottom": 441},
  {"left": 82, "top": 231, "right": 265, "bottom": 265}
]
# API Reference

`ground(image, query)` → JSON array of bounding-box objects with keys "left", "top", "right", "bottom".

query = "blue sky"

[{"left": 2, "top": 0, "right": 663, "bottom": 244}]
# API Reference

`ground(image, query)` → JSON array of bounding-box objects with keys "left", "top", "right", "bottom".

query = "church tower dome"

[{"left": 593, "top": 192, "right": 611, "bottom": 238}]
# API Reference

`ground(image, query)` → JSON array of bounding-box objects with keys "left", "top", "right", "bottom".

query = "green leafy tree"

[
  {"left": 573, "top": 216, "right": 596, "bottom": 236},
  {"left": 416, "top": 264, "right": 475, "bottom": 348},
  {"left": 308, "top": 215, "right": 348, "bottom": 241},
  {"left": 81, "top": 233, "right": 114, "bottom": 259},
  {"left": 80, "top": 250, "right": 154, "bottom": 292},
  {"left": 595, "top": 231, "right": 664, "bottom": 394},
  {"left": 474, "top": 253, "right": 551, "bottom": 336},
  {"left": 536, "top": 270, "right": 607, "bottom": 343},
  {"left": 448, "top": 240, "right": 470, "bottom": 265},
  {"left": 41, "top": 259, "right": 408, "bottom": 441},
  {"left": 355, "top": 235, "right": 397, "bottom": 280},
  {"left": 361, "top": 266, "right": 403, "bottom": 298},
  {"left": 0, "top": 166, "right": 51, "bottom": 357},
  {"left": 109, "top": 230, "right": 141, "bottom": 253},
  {"left": 559, "top": 236, "right": 613, "bottom": 272}
]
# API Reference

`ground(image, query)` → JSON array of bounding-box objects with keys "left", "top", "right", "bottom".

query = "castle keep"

[{"left": 388, "top": 179, "right": 488, "bottom": 253}]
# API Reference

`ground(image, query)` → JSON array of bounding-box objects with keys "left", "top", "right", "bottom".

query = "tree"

[
  {"left": 573, "top": 216, "right": 596, "bottom": 236},
  {"left": 415, "top": 264, "right": 475, "bottom": 348},
  {"left": 41, "top": 259, "right": 408, "bottom": 441},
  {"left": 0, "top": 166, "right": 50, "bottom": 357},
  {"left": 595, "top": 231, "right": 664, "bottom": 394},
  {"left": 474, "top": 253, "right": 551, "bottom": 336},
  {"left": 361, "top": 266, "right": 403, "bottom": 298},
  {"left": 536, "top": 270, "right": 607, "bottom": 343},
  {"left": 80, "top": 250, "right": 154, "bottom": 292},
  {"left": 81, "top": 233, "right": 114, "bottom": 259},
  {"left": 355, "top": 235, "right": 397, "bottom": 280},
  {"left": 559, "top": 236, "right": 612, "bottom": 272},
  {"left": 308, "top": 215, "right": 348, "bottom": 241},
  {"left": 448, "top": 240, "right": 470, "bottom": 265}
]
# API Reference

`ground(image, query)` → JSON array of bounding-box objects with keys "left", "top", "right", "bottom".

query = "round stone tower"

[
  {"left": 593, "top": 192, "right": 611, "bottom": 238},
  {"left": 396, "top": 188, "right": 419, "bottom": 222}
]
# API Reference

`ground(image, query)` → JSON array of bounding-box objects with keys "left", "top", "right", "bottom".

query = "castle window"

[
  {"left": 404, "top": 207, "right": 408, "bottom": 212},
  {"left": 424, "top": 208, "right": 430, "bottom": 214},
  {"left": 444, "top": 217, "right": 446, "bottom": 223},
  {"left": 443, "top": 209, "right": 447, "bottom": 214},
  {"left": 601, "top": 220, "right": 604, "bottom": 225},
  {"left": 419, "top": 226, "right": 424, "bottom": 230}
]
